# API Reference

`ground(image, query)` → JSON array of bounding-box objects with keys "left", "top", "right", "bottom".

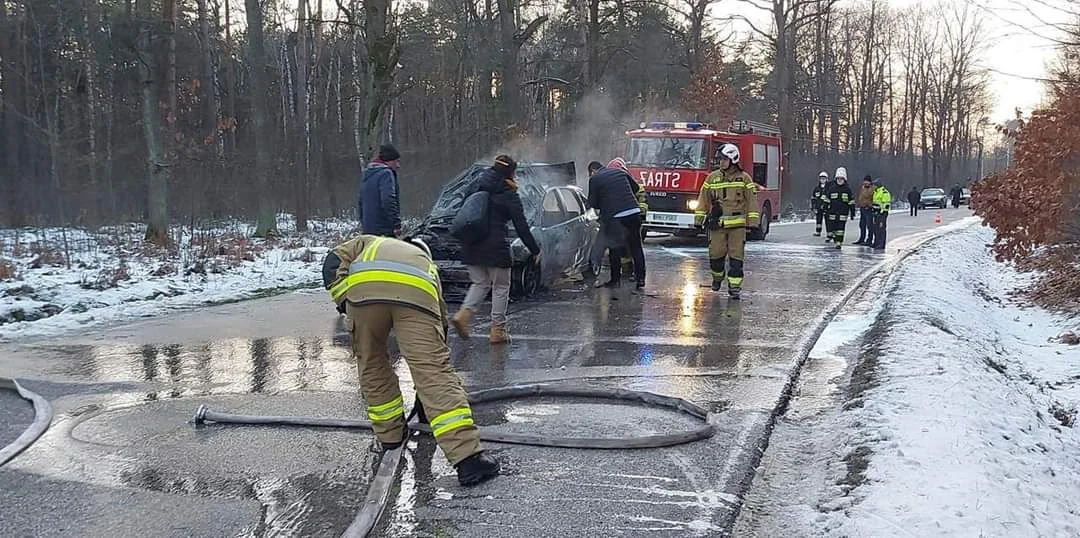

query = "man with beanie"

[
  {"left": 854, "top": 174, "right": 876, "bottom": 246},
  {"left": 359, "top": 144, "right": 403, "bottom": 237},
  {"left": 451, "top": 155, "right": 542, "bottom": 344}
]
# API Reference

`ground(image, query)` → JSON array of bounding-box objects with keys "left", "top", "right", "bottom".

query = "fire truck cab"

[{"left": 625, "top": 120, "right": 783, "bottom": 240}]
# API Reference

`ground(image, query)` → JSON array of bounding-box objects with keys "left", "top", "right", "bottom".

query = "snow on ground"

[
  {"left": 0, "top": 215, "right": 362, "bottom": 341},
  {"left": 738, "top": 225, "right": 1080, "bottom": 537}
]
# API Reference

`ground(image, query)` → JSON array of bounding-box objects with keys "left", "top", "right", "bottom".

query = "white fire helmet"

[
  {"left": 835, "top": 167, "right": 848, "bottom": 180},
  {"left": 719, "top": 143, "right": 740, "bottom": 164},
  {"left": 818, "top": 171, "right": 829, "bottom": 180},
  {"left": 408, "top": 237, "right": 432, "bottom": 259}
]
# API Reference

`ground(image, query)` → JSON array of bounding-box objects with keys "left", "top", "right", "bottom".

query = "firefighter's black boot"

[
  {"left": 456, "top": 451, "right": 500, "bottom": 486},
  {"left": 728, "top": 287, "right": 741, "bottom": 300},
  {"left": 711, "top": 279, "right": 723, "bottom": 292}
]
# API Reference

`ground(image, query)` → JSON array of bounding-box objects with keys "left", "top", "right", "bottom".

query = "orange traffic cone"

[{"left": 934, "top": 211, "right": 942, "bottom": 225}]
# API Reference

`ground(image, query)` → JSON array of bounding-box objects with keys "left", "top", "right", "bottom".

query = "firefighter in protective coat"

[
  {"left": 695, "top": 143, "right": 759, "bottom": 299},
  {"left": 825, "top": 167, "right": 856, "bottom": 249},
  {"left": 811, "top": 171, "right": 829, "bottom": 237},
  {"left": 323, "top": 234, "right": 499, "bottom": 487}
]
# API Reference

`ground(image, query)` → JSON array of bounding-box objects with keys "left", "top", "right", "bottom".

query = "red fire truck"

[{"left": 624, "top": 120, "right": 783, "bottom": 240}]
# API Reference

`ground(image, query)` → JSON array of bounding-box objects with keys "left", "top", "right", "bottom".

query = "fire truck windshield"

[{"left": 627, "top": 137, "right": 707, "bottom": 170}]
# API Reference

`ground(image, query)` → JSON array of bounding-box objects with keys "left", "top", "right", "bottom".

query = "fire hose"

[
  {"left": 0, "top": 377, "right": 54, "bottom": 467},
  {"left": 192, "top": 383, "right": 716, "bottom": 538}
]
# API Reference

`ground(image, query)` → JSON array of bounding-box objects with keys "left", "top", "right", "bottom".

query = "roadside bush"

[
  {"left": 0, "top": 258, "right": 15, "bottom": 280},
  {"left": 972, "top": 84, "right": 1080, "bottom": 311}
]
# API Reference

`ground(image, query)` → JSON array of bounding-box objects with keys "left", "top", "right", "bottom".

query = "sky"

[{"left": 724, "top": 0, "right": 1075, "bottom": 123}]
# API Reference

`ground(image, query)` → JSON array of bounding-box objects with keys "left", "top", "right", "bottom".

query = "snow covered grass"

[
  {"left": 815, "top": 226, "right": 1080, "bottom": 536},
  {"left": 0, "top": 214, "right": 362, "bottom": 341}
]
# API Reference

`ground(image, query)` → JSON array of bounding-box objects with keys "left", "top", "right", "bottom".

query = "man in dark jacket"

[
  {"left": 907, "top": 187, "right": 920, "bottom": 216},
  {"left": 825, "top": 167, "right": 856, "bottom": 249},
  {"left": 358, "top": 144, "right": 402, "bottom": 236},
  {"left": 450, "top": 155, "right": 541, "bottom": 344},
  {"left": 950, "top": 184, "right": 962, "bottom": 208},
  {"left": 588, "top": 163, "right": 647, "bottom": 289}
]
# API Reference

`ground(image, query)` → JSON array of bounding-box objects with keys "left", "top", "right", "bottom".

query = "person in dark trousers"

[
  {"left": 825, "top": 167, "right": 855, "bottom": 249},
  {"left": 358, "top": 144, "right": 402, "bottom": 237},
  {"left": 950, "top": 184, "right": 962, "bottom": 208},
  {"left": 450, "top": 155, "right": 542, "bottom": 344},
  {"left": 854, "top": 175, "right": 875, "bottom": 246},
  {"left": 588, "top": 161, "right": 647, "bottom": 289},
  {"left": 907, "top": 187, "right": 920, "bottom": 216},
  {"left": 871, "top": 179, "right": 892, "bottom": 251},
  {"left": 586, "top": 161, "right": 622, "bottom": 287},
  {"left": 811, "top": 171, "right": 829, "bottom": 236}
]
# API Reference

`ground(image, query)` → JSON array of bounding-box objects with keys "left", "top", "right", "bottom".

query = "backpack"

[{"left": 451, "top": 190, "right": 490, "bottom": 242}]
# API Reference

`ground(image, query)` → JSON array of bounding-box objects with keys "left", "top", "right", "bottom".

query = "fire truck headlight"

[{"left": 687, "top": 199, "right": 700, "bottom": 211}]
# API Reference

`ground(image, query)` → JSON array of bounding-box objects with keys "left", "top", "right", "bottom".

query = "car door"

[
  {"left": 539, "top": 188, "right": 572, "bottom": 280},
  {"left": 554, "top": 187, "right": 588, "bottom": 272}
]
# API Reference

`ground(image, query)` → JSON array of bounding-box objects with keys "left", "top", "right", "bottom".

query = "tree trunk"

[
  {"left": 82, "top": 0, "right": 101, "bottom": 225},
  {"left": 224, "top": 0, "right": 238, "bottom": 158},
  {"left": 196, "top": 0, "right": 219, "bottom": 148},
  {"left": 362, "top": 0, "right": 399, "bottom": 156},
  {"left": 245, "top": 0, "right": 279, "bottom": 237},
  {"left": 137, "top": 0, "right": 168, "bottom": 244},
  {"left": 295, "top": 0, "right": 310, "bottom": 232},
  {"left": 497, "top": 0, "right": 521, "bottom": 128}
]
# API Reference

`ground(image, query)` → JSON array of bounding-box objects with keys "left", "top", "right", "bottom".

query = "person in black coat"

[
  {"left": 907, "top": 187, "right": 920, "bottom": 216},
  {"left": 825, "top": 168, "right": 856, "bottom": 249},
  {"left": 358, "top": 144, "right": 402, "bottom": 236},
  {"left": 950, "top": 184, "right": 962, "bottom": 208},
  {"left": 451, "top": 155, "right": 541, "bottom": 344},
  {"left": 588, "top": 165, "right": 647, "bottom": 289}
]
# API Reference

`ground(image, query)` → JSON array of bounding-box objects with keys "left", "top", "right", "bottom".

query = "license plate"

[
  {"left": 651, "top": 213, "right": 678, "bottom": 222},
  {"left": 647, "top": 191, "right": 668, "bottom": 198}
]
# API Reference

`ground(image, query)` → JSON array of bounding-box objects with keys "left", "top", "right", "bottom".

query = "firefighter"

[
  {"left": 323, "top": 234, "right": 499, "bottom": 487},
  {"left": 811, "top": 171, "right": 829, "bottom": 237},
  {"left": 871, "top": 178, "right": 892, "bottom": 251},
  {"left": 825, "top": 167, "right": 855, "bottom": 249},
  {"left": 694, "top": 143, "right": 759, "bottom": 300}
]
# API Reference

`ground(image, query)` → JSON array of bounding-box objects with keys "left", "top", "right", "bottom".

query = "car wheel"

[{"left": 510, "top": 262, "right": 541, "bottom": 298}]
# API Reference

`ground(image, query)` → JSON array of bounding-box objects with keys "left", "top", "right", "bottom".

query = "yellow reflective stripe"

[
  {"left": 330, "top": 270, "right": 440, "bottom": 301},
  {"left": 363, "top": 237, "right": 388, "bottom": 262},
  {"left": 747, "top": 212, "right": 760, "bottom": 218},
  {"left": 694, "top": 211, "right": 707, "bottom": 217},
  {"left": 727, "top": 276, "right": 744, "bottom": 286},
  {"left": 431, "top": 407, "right": 475, "bottom": 437},
  {"left": 721, "top": 218, "right": 746, "bottom": 226},
  {"left": 367, "top": 395, "right": 404, "bottom": 421},
  {"left": 705, "top": 181, "right": 748, "bottom": 189}
]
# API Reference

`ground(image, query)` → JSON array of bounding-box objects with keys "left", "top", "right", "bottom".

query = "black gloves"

[{"left": 336, "top": 301, "right": 347, "bottom": 315}]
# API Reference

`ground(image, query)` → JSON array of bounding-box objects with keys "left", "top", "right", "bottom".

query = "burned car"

[{"left": 415, "top": 162, "right": 599, "bottom": 299}]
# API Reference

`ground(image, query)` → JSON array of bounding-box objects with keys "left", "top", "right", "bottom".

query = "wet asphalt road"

[{"left": 0, "top": 208, "right": 975, "bottom": 537}]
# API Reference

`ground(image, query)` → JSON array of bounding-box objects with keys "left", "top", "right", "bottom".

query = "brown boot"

[
  {"left": 489, "top": 324, "right": 510, "bottom": 344},
  {"left": 450, "top": 308, "right": 473, "bottom": 338}
]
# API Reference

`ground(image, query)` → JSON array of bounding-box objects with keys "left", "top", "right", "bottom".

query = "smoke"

[{"left": 479, "top": 90, "right": 687, "bottom": 188}]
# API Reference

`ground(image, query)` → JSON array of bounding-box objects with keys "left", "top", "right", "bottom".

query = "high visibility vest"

[{"left": 872, "top": 187, "right": 892, "bottom": 213}]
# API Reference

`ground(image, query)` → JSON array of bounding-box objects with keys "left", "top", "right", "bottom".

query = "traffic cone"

[{"left": 934, "top": 211, "right": 942, "bottom": 225}]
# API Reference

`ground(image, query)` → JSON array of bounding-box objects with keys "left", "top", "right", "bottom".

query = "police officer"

[
  {"left": 323, "top": 234, "right": 499, "bottom": 486},
  {"left": 811, "top": 171, "right": 829, "bottom": 237},
  {"left": 694, "top": 143, "right": 759, "bottom": 299},
  {"left": 871, "top": 178, "right": 892, "bottom": 251},
  {"left": 826, "top": 167, "right": 855, "bottom": 249}
]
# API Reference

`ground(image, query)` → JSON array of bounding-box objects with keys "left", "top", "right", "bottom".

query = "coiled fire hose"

[
  {"left": 193, "top": 383, "right": 716, "bottom": 537},
  {"left": 0, "top": 377, "right": 53, "bottom": 467}
]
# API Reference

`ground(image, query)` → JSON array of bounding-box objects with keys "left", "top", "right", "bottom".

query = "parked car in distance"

[
  {"left": 415, "top": 162, "right": 599, "bottom": 299},
  {"left": 960, "top": 188, "right": 971, "bottom": 205},
  {"left": 919, "top": 188, "right": 949, "bottom": 209}
]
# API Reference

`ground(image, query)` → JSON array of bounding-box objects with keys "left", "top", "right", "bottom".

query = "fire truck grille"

[{"left": 645, "top": 191, "right": 697, "bottom": 212}]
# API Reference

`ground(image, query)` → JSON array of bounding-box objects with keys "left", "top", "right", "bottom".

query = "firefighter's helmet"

[
  {"left": 719, "top": 143, "right": 740, "bottom": 164},
  {"left": 835, "top": 166, "right": 848, "bottom": 179},
  {"left": 819, "top": 171, "right": 829, "bottom": 179},
  {"left": 607, "top": 158, "right": 628, "bottom": 171}
]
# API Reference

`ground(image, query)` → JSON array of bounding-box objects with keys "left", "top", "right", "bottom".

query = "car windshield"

[
  {"left": 922, "top": 189, "right": 945, "bottom": 196},
  {"left": 627, "top": 137, "right": 707, "bottom": 169},
  {"left": 427, "top": 163, "right": 574, "bottom": 223}
]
